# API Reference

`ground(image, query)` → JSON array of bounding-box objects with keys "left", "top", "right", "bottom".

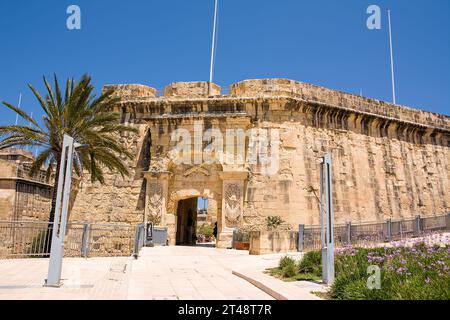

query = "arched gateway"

[
  {"left": 144, "top": 162, "right": 247, "bottom": 248},
  {"left": 70, "top": 79, "right": 450, "bottom": 249}
]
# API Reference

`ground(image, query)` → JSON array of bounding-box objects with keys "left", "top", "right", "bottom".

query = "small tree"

[{"left": 0, "top": 74, "right": 137, "bottom": 250}]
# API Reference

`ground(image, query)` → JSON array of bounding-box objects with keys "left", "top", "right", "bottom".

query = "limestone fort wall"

[{"left": 70, "top": 79, "right": 449, "bottom": 233}]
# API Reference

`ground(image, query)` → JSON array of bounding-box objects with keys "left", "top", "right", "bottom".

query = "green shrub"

[
  {"left": 298, "top": 250, "right": 322, "bottom": 277},
  {"left": 330, "top": 244, "right": 450, "bottom": 300},
  {"left": 279, "top": 256, "right": 296, "bottom": 269},
  {"left": 282, "top": 262, "right": 298, "bottom": 278},
  {"left": 272, "top": 241, "right": 450, "bottom": 300},
  {"left": 336, "top": 278, "right": 368, "bottom": 300},
  {"left": 197, "top": 223, "right": 214, "bottom": 238},
  {"left": 277, "top": 256, "right": 299, "bottom": 278},
  {"left": 234, "top": 229, "right": 250, "bottom": 242}
]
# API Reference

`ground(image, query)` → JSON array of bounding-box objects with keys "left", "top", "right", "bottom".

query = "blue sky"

[{"left": 0, "top": 0, "right": 449, "bottom": 128}]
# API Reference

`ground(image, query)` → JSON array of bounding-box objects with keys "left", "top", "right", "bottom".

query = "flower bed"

[{"left": 269, "top": 234, "right": 450, "bottom": 300}]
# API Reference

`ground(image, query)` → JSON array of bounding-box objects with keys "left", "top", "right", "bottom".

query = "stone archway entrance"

[
  {"left": 143, "top": 166, "right": 248, "bottom": 249},
  {"left": 175, "top": 197, "right": 199, "bottom": 245}
]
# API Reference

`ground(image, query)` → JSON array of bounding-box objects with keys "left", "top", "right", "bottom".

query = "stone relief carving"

[
  {"left": 183, "top": 166, "right": 211, "bottom": 177},
  {"left": 147, "top": 182, "right": 163, "bottom": 225},
  {"left": 224, "top": 183, "right": 242, "bottom": 227},
  {"left": 166, "top": 191, "right": 180, "bottom": 216}
]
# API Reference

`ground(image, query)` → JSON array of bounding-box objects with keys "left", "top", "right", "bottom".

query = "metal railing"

[
  {"left": 0, "top": 220, "right": 138, "bottom": 259},
  {"left": 16, "top": 163, "right": 51, "bottom": 185},
  {"left": 298, "top": 213, "right": 450, "bottom": 252}
]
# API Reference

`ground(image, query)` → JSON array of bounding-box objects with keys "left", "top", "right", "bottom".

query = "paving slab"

[{"left": 0, "top": 246, "right": 312, "bottom": 300}]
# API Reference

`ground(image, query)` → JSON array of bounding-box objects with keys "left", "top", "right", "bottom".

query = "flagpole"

[
  {"left": 29, "top": 112, "right": 33, "bottom": 151},
  {"left": 388, "top": 10, "right": 396, "bottom": 104},
  {"left": 209, "top": 0, "right": 218, "bottom": 95},
  {"left": 15, "top": 93, "right": 22, "bottom": 126}
]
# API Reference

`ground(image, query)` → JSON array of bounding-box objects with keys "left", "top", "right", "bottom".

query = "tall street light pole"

[{"left": 44, "top": 134, "right": 82, "bottom": 287}]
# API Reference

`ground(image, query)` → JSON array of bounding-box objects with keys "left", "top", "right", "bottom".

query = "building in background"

[{"left": 0, "top": 148, "right": 52, "bottom": 221}]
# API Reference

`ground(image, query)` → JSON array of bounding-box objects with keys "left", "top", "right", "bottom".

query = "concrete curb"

[
  {"left": 232, "top": 269, "right": 289, "bottom": 300},
  {"left": 232, "top": 267, "right": 326, "bottom": 300}
]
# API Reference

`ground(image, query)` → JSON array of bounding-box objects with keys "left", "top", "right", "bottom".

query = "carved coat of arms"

[
  {"left": 224, "top": 183, "right": 242, "bottom": 227},
  {"left": 147, "top": 183, "right": 163, "bottom": 225}
]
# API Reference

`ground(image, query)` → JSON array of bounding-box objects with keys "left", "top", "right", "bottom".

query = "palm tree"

[{"left": 0, "top": 74, "right": 137, "bottom": 225}]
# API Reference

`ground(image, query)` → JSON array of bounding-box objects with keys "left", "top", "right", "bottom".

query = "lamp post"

[
  {"left": 320, "top": 153, "right": 335, "bottom": 285},
  {"left": 44, "top": 134, "right": 81, "bottom": 287}
]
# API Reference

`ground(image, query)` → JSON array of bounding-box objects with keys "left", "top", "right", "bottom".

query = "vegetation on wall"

[{"left": 266, "top": 216, "right": 285, "bottom": 231}]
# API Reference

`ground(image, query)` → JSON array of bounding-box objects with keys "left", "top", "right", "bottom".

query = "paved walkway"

[
  {"left": 128, "top": 246, "right": 273, "bottom": 300},
  {"left": 0, "top": 257, "right": 130, "bottom": 300},
  {"left": 0, "top": 246, "right": 322, "bottom": 300}
]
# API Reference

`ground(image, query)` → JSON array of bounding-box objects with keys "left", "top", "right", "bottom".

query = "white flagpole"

[
  {"left": 15, "top": 93, "right": 22, "bottom": 126},
  {"left": 209, "top": 0, "right": 218, "bottom": 94},
  {"left": 388, "top": 10, "right": 396, "bottom": 104},
  {"left": 29, "top": 112, "right": 33, "bottom": 151}
]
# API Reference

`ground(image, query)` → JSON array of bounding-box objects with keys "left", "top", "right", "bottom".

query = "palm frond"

[
  {"left": 29, "top": 148, "right": 53, "bottom": 177},
  {"left": 1, "top": 73, "right": 136, "bottom": 192},
  {"left": 1, "top": 101, "right": 40, "bottom": 128}
]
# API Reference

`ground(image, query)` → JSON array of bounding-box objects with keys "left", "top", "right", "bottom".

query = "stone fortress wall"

[{"left": 70, "top": 79, "right": 450, "bottom": 247}]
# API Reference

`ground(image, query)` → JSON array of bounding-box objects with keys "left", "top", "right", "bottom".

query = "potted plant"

[
  {"left": 233, "top": 230, "right": 250, "bottom": 250},
  {"left": 197, "top": 223, "right": 215, "bottom": 243}
]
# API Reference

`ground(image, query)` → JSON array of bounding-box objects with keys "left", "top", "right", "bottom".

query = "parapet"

[
  {"left": 0, "top": 148, "right": 34, "bottom": 163},
  {"left": 163, "top": 82, "right": 221, "bottom": 98},
  {"left": 102, "top": 78, "right": 448, "bottom": 130},
  {"left": 229, "top": 79, "right": 302, "bottom": 97},
  {"left": 103, "top": 84, "right": 157, "bottom": 99},
  {"left": 229, "top": 79, "right": 449, "bottom": 129}
]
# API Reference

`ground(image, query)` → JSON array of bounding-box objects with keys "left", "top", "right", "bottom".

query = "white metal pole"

[
  {"left": 388, "top": 10, "right": 396, "bottom": 104},
  {"left": 209, "top": 0, "right": 218, "bottom": 94},
  {"left": 45, "top": 134, "right": 75, "bottom": 287},
  {"left": 15, "top": 93, "right": 22, "bottom": 126},
  {"left": 321, "top": 153, "right": 334, "bottom": 285}
]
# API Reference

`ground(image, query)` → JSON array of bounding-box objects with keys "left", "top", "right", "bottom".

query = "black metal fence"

[
  {"left": 298, "top": 214, "right": 450, "bottom": 252},
  {"left": 0, "top": 220, "right": 138, "bottom": 259}
]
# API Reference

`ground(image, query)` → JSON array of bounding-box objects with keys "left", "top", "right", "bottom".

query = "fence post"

[
  {"left": 386, "top": 219, "right": 392, "bottom": 242},
  {"left": 346, "top": 222, "right": 352, "bottom": 245},
  {"left": 446, "top": 213, "right": 450, "bottom": 231},
  {"left": 413, "top": 215, "right": 421, "bottom": 237},
  {"left": 298, "top": 224, "right": 305, "bottom": 252},
  {"left": 133, "top": 224, "right": 144, "bottom": 259},
  {"left": 80, "top": 223, "right": 90, "bottom": 258}
]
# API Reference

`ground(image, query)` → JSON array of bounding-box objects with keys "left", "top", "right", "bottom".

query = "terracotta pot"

[{"left": 234, "top": 241, "right": 250, "bottom": 251}]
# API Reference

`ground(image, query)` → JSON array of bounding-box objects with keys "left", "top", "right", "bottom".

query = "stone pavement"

[
  {"left": 127, "top": 246, "right": 273, "bottom": 300},
  {"left": 0, "top": 257, "right": 130, "bottom": 300},
  {"left": 0, "top": 246, "right": 323, "bottom": 300}
]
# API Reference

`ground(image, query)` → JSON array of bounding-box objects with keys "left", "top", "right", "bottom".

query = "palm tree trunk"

[{"left": 44, "top": 157, "right": 61, "bottom": 254}]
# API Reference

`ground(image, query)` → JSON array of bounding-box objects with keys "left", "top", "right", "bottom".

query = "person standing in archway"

[
  {"left": 186, "top": 209, "right": 197, "bottom": 245},
  {"left": 213, "top": 222, "right": 218, "bottom": 240}
]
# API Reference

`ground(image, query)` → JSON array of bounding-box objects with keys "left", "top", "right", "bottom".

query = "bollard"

[
  {"left": 385, "top": 219, "right": 392, "bottom": 242},
  {"left": 80, "top": 223, "right": 91, "bottom": 258},
  {"left": 298, "top": 224, "right": 305, "bottom": 252},
  {"left": 413, "top": 215, "right": 421, "bottom": 237},
  {"left": 346, "top": 222, "right": 352, "bottom": 245}
]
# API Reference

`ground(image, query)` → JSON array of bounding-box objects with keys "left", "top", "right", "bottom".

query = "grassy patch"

[{"left": 266, "top": 267, "right": 321, "bottom": 282}]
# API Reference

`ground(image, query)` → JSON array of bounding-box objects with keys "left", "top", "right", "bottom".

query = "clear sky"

[{"left": 0, "top": 0, "right": 449, "bottom": 128}]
